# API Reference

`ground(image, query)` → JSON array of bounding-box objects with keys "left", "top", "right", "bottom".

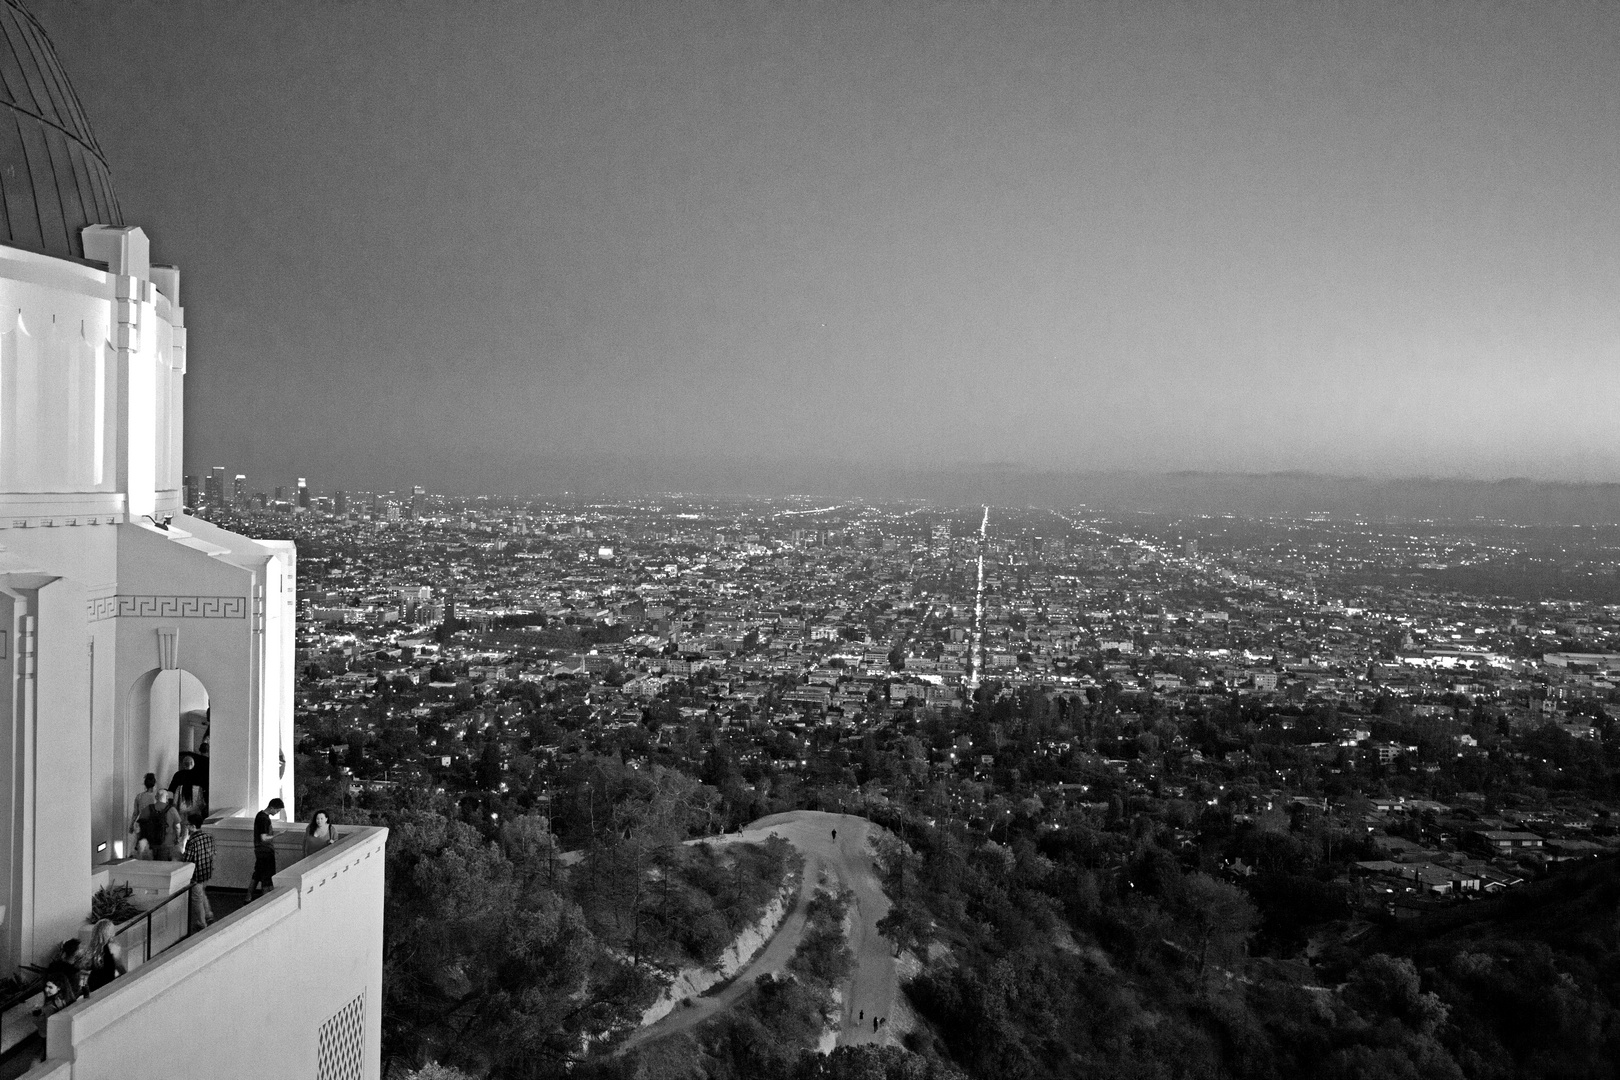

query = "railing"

[
  {"left": 35, "top": 825, "right": 387, "bottom": 1080},
  {"left": 111, "top": 887, "right": 192, "bottom": 971}
]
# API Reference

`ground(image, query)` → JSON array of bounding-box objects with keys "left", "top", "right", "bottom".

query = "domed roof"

[{"left": 0, "top": 0, "right": 121, "bottom": 262}]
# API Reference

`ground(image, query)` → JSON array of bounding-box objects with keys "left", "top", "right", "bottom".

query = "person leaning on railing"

[
  {"left": 303, "top": 809, "right": 339, "bottom": 858},
  {"left": 181, "top": 810, "right": 215, "bottom": 931}
]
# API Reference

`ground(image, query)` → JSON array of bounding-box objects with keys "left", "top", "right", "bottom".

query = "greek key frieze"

[{"left": 85, "top": 594, "right": 248, "bottom": 621}]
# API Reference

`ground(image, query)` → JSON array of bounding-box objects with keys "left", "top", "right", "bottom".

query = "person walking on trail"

[{"left": 247, "top": 797, "right": 285, "bottom": 901}]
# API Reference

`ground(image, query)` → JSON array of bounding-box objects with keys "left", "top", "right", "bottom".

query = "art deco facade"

[{"left": 0, "top": 3, "right": 384, "bottom": 1077}]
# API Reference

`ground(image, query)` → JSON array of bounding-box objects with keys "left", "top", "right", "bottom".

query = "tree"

[
  {"left": 1174, "top": 872, "right": 1258, "bottom": 975},
  {"left": 876, "top": 898, "right": 932, "bottom": 957},
  {"left": 1346, "top": 953, "right": 1449, "bottom": 1035},
  {"left": 373, "top": 808, "right": 654, "bottom": 1077},
  {"left": 476, "top": 740, "right": 503, "bottom": 792}
]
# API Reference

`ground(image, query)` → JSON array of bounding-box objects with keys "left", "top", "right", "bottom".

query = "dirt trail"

[{"left": 618, "top": 810, "right": 899, "bottom": 1053}]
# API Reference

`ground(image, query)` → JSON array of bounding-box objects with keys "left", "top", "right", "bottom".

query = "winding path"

[{"left": 618, "top": 810, "right": 899, "bottom": 1052}]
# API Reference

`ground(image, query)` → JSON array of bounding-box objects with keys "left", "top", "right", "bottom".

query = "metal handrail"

[{"left": 112, "top": 885, "right": 193, "bottom": 964}]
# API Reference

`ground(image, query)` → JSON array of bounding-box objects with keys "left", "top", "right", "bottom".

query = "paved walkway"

[{"left": 618, "top": 810, "right": 899, "bottom": 1052}]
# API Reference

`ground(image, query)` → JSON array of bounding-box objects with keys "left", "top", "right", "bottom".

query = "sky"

[{"left": 32, "top": 0, "right": 1620, "bottom": 495}]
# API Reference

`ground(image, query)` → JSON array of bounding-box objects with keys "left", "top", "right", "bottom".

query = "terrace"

[{"left": 6, "top": 818, "right": 385, "bottom": 1080}]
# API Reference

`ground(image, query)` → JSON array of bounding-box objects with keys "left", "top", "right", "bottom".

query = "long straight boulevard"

[{"left": 966, "top": 505, "right": 989, "bottom": 690}]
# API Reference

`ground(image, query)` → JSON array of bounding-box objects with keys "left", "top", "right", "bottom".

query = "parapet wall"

[{"left": 35, "top": 824, "right": 386, "bottom": 1080}]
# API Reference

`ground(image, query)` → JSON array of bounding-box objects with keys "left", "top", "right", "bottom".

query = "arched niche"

[{"left": 128, "top": 667, "right": 210, "bottom": 794}]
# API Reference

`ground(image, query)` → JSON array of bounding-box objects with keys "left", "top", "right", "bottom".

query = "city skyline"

[
  {"left": 33, "top": 0, "right": 1620, "bottom": 493},
  {"left": 7, "top": 3, "right": 1619, "bottom": 1077}
]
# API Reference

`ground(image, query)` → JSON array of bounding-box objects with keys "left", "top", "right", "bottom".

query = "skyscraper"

[
  {"left": 205, "top": 464, "right": 226, "bottom": 507},
  {"left": 234, "top": 473, "right": 248, "bottom": 505}
]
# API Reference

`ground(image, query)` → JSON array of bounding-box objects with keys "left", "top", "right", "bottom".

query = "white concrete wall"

[
  {"left": 29, "top": 577, "right": 93, "bottom": 961},
  {"left": 0, "top": 247, "right": 115, "bottom": 498},
  {"left": 0, "top": 228, "right": 299, "bottom": 987},
  {"left": 0, "top": 229, "right": 184, "bottom": 521},
  {"left": 204, "top": 814, "right": 313, "bottom": 892},
  {"left": 40, "top": 826, "right": 387, "bottom": 1080},
  {"left": 0, "top": 573, "right": 94, "bottom": 973}
]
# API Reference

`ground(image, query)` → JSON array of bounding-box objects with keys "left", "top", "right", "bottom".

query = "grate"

[{"left": 316, "top": 992, "right": 366, "bottom": 1080}]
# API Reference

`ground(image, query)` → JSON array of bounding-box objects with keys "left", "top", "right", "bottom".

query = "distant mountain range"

[
  {"left": 511, "top": 457, "right": 1620, "bottom": 524},
  {"left": 297, "top": 448, "right": 1620, "bottom": 523},
  {"left": 884, "top": 469, "right": 1620, "bottom": 525}
]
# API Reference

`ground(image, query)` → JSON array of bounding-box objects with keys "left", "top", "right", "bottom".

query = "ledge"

[
  {"left": 46, "top": 825, "right": 386, "bottom": 1051},
  {"left": 274, "top": 825, "right": 388, "bottom": 905}
]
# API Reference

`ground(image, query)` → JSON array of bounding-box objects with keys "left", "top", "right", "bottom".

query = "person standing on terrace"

[
  {"left": 182, "top": 810, "right": 216, "bottom": 930},
  {"left": 83, "top": 920, "right": 125, "bottom": 995},
  {"left": 153, "top": 789, "right": 183, "bottom": 861},
  {"left": 168, "top": 752, "right": 208, "bottom": 817},
  {"left": 248, "top": 798, "right": 285, "bottom": 901},
  {"left": 129, "top": 773, "right": 158, "bottom": 836}
]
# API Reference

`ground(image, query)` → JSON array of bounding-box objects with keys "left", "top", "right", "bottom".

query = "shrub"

[{"left": 88, "top": 883, "right": 141, "bottom": 925}]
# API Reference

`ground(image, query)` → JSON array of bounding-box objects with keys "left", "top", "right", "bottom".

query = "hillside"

[
  {"left": 615, "top": 812, "right": 910, "bottom": 1073},
  {"left": 1346, "top": 858, "right": 1620, "bottom": 1079}
]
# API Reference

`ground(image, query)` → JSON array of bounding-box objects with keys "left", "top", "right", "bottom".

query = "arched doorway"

[
  {"left": 128, "top": 668, "right": 210, "bottom": 794},
  {"left": 178, "top": 671, "right": 210, "bottom": 755}
]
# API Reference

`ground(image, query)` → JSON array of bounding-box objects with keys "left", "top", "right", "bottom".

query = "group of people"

[
  {"left": 129, "top": 778, "right": 341, "bottom": 919},
  {"left": 248, "top": 800, "right": 341, "bottom": 901},
  {"left": 33, "top": 920, "right": 127, "bottom": 1048},
  {"left": 129, "top": 752, "right": 209, "bottom": 860},
  {"left": 122, "top": 779, "right": 343, "bottom": 928},
  {"left": 127, "top": 763, "right": 217, "bottom": 931},
  {"left": 28, "top": 797, "right": 345, "bottom": 1060},
  {"left": 856, "top": 1009, "right": 889, "bottom": 1033}
]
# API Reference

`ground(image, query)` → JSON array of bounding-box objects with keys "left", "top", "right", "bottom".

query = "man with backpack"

[{"left": 140, "top": 788, "right": 183, "bottom": 860}]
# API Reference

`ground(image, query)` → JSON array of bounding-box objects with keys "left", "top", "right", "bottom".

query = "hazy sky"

[{"left": 33, "top": 0, "right": 1620, "bottom": 493}]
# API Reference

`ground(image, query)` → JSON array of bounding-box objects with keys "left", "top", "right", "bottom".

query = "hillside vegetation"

[
  {"left": 341, "top": 756, "right": 795, "bottom": 1078},
  {"left": 870, "top": 804, "right": 1620, "bottom": 1080}
]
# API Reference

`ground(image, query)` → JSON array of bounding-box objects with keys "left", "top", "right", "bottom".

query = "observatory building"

[{"left": 0, "top": 2, "right": 384, "bottom": 1077}]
